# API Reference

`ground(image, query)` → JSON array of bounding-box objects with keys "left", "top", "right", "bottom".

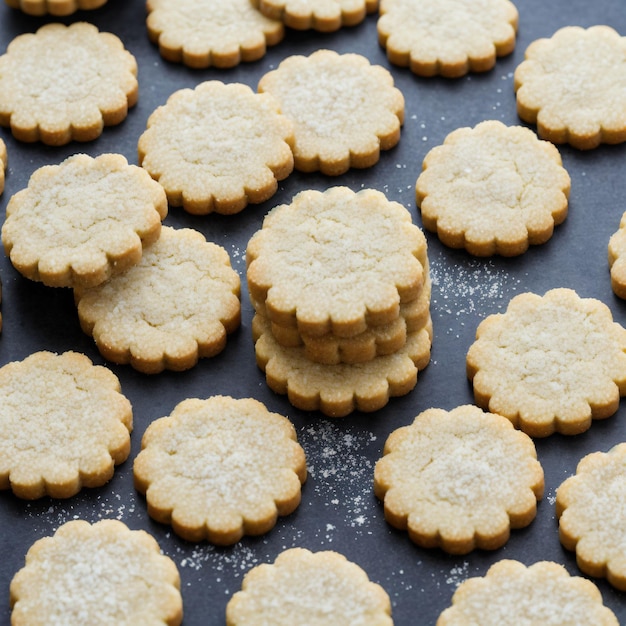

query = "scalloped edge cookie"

[{"left": 4, "top": 0, "right": 107, "bottom": 15}]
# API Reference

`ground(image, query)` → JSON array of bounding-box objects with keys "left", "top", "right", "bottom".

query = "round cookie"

[
  {"left": 2, "top": 153, "right": 167, "bottom": 289},
  {"left": 437, "top": 560, "right": 618, "bottom": 625},
  {"left": 133, "top": 395, "right": 307, "bottom": 544},
  {"left": 374, "top": 405, "right": 544, "bottom": 554},
  {"left": 378, "top": 0, "right": 518, "bottom": 78},
  {"left": 146, "top": 0, "right": 284, "bottom": 68},
  {"left": 0, "top": 22, "right": 138, "bottom": 145},
  {"left": 75, "top": 226, "right": 241, "bottom": 374},
  {"left": 416, "top": 120, "right": 570, "bottom": 256},
  {"left": 226, "top": 548, "right": 392, "bottom": 626},
  {"left": 467, "top": 288, "right": 626, "bottom": 437},
  {"left": 514, "top": 25, "right": 626, "bottom": 150},
  {"left": 10, "top": 519, "right": 182, "bottom": 626},
  {"left": 4, "top": 0, "right": 107, "bottom": 15},
  {"left": 608, "top": 212, "right": 626, "bottom": 299},
  {"left": 258, "top": 50, "right": 404, "bottom": 176},
  {"left": 138, "top": 81, "right": 294, "bottom": 214},
  {"left": 0, "top": 351, "right": 132, "bottom": 500}
]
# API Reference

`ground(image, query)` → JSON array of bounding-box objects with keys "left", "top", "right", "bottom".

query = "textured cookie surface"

[
  {"left": 4, "top": 0, "right": 106, "bottom": 15},
  {"left": 75, "top": 226, "right": 241, "bottom": 374},
  {"left": 378, "top": 0, "right": 518, "bottom": 77},
  {"left": 258, "top": 49, "right": 404, "bottom": 175},
  {"left": 556, "top": 443, "right": 626, "bottom": 590},
  {"left": 226, "top": 548, "right": 392, "bottom": 625},
  {"left": 254, "top": 0, "right": 378, "bottom": 31},
  {"left": 134, "top": 395, "right": 306, "bottom": 544},
  {"left": 0, "top": 351, "right": 132, "bottom": 499},
  {"left": 607, "top": 211, "right": 626, "bottom": 299},
  {"left": 437, "top": 559, "right": 618, "bottom": 625},
  {"left": 467, "top": 288, "right": 626, "bottom": 437},
  {"left": 0, "top": 22, "right": 137, "bottom": 145},
  {"left": 514, "top": 26, "right": 626, "bottom": 150},
  {"left": 416, "top": 120, "right": 570, "bottom": 256},
  {"left": 146, "top": 0, "right": 284, "bottom": 68},
  {"left": 374, "top": 405, "right": 544, "bottom": 554},
  {"left": 139, "top": 81, "right": 294, "bottom": 214},
  {"left": 2, "top": 153, "right": 167, "bottom": 289},
  {"left": 0, "top": 137, "right": 6, "bottom": 195},
  {"left": 10, "top": 519, "right": 182, "bottom": 626},
  {"left": 246, "top": 186, "right": 427, "bottom": 337},
  {"left": 253, "top": 313, "right": 432, "bottom": 417}
]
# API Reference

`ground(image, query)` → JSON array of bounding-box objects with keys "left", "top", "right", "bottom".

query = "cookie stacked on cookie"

[{"left": 246, "top": 186, "right": 432, "bottom": 417}]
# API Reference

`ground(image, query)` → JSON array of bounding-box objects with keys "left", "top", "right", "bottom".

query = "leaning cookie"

[
  {"left": 146, "top": 0, "right": 284, "bottom": 68},
  {"left": 226, "top": 548, "right": 392, "bottom": 626},
  {"left": 374, "top": 405, "right": 544, "bottom": 554},
  {"left": 253, "top": 0, "right": 378, "bottom": 32},
  {"left": 0, "top": 23, "right": 137, "bottom": 146},
  {"left": 437, "top": 560, "right": 618, "bottom": 625},
  {"left": 4, "top": 0, "right": 107, "bottom": 16},
  {"left": 416, "top": 120, "right": 570, "bottom": 256},
  {"left": 2, "top": 153, "right": 167, "bottom": 289},
  {"left": 75, "top": 226, "right": 241, "bottom": 374},
  {"left": 556, "top": 443, "right": 626, "bottom": 591},
  {"left": 138, "top": 81, "right": 294, "bottom": 214},
  {"left": 0, "top": 351, "right": 132, "bottom": 499},
  {"left": 258, "top": 50, "right": 404, "bottom": 176},
  {"left": 378, "top": 0, "right": 518, "bottom": 77},
  {"left": 10, "top": 520, "right": 183, "bottom": 626},
  {"left": 467, "top": 288, "right": 626, "bottom": 437},
  {"left": 134, "top": 395, "right": 306, "bottom": 544},
  {"left": 514, "top": 26, "right": 626, "bottom": 150}
]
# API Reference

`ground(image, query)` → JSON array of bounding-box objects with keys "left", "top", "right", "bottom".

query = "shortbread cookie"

[
  {"left": 2, "top": 153, "right": 167, "bottom": 289},
  {"left": 10, "top": 519, "right": 182, "bottom": 626},
  {"left": 134, "top": 395, "right": 306, "bottom": 544},
  {"left": 75, "top": 226, "right": 241, "bottom": 374},
  {"left": 138, "top": 81, "right": 294, "bottom": 215},
  {"left": 416, "top": 120, "right": 570, "bottom": 256},
  {"left": 607, "top": 211, "right": 626, "bottom": 299},
  {"left": 253, "top": 313, "right": 432, "bottom": 416},
  {"left": 0, "top": 351, "right": 132, "bottom": 499},
  {"left": 226, "top": 548, "right": 392, "bottom": 626},
  {"left": 556, "top": 443, "right": 626, "bottom": 590},
  {"left": 146, "top": 0, "right": 284, "bottom": 68},
  {"left": 258, "top": 50, "right": 404, "bottom": 176},
  {"left": 246, "top": 187, "right": 428, "bottom": 337},
  {"left": 254, "top": 0, "right": 378, "bottom": 32},
  {"left": 0, "top": 23, "right": 138, "bottom": 146},
  {"left": 375, "top": 405, "right": 543, "bottom": 554},
  {"left": 514, "top": 26, "right": 626, "bottom": 150},
  {"left": 437, "top": 560, "right": 619, "bottom": 625},
  {"left": 4, "top": 0, "right": 107, "bottom": 16},
  {"left": 0, "top": 137, "right": 6, "bottom": 195},
  {"left": 467, "top": 288, "right": 626, "bottom": 437},
  {"left": 378, "top": 0, "right": 518, "bottom": 78}
]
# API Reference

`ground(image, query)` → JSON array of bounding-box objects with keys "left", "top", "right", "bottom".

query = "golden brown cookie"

[
  {"left": 556, "top": 443, "right": 626, "bottom": 591},
  {"left": 4, "top": 0, "right": 106, "bottom": 16},
  {"left": 253, "top": 312, "right": 432, "bottom": 417},
  {"left": 378, "top": 0, "right": 518, "bottom": 77},
  {"left": 146, "top": 0, "right": 284, "bottom": 68},
  {"left": 0, "top": 351, "right": 132, "bottom": 499},
  {"left": 416, "top": 120, "right": 570, "bottom": 256},
  {"left": 2, "top": 153, "right": 167, "bottom": 289},
  {"left": 253, "top": 0, "right": 378, "bottom": 32},
  {"left": 0, "top": 137, "right": 6, "bottom": 196},
  {"left": 134, "top": 395, "right": 306, "bottom": 544},
  {"left": 258, "top": 50, "right": 404, "bottom": 176},
  {"left": 514, "top": 26, "right": 626, "bottom": 150},
  {"left": 10, "top": 519, "right": 183, "bottom": 626},
  {"left": 607, "top": 211, "right": 626, "bottom": 299},
  {"left": 374, "top": 405, "right": 544, "bottom": 554},
  {"left": 75, "top": 226, "right": 241, "bottom": 374},
  {"left": 0, "top": 23, "right": 138, "bottom": 146},
  {"left": 437, "top": 560, "right": 618, "bottom": 625},
  {"left": 226, "top": 548, "right": 393, "bottom": 626},
  {"left": 467, "top": 288, "right": 626, "bottom": 437},
  {"left": 138, "top": 81, "right": 294, "bottom": 215},
  {"left": 246, "top": 187, "right": 428, "bottom": 337}
]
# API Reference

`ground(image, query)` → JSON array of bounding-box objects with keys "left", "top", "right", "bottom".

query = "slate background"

[{"left": 1, "top": 1, "right": 626, "bottom": 623}]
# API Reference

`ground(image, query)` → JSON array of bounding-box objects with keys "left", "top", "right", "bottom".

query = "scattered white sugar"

[{"left": 445, "top": 561, "right": 470, "bottom": 587}]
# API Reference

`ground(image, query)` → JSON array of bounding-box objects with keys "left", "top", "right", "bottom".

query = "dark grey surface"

[{"left": 1, "top": 1, "right": 626, "bottom": 623}]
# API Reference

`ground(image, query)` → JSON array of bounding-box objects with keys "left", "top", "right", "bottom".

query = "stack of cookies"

[{"left": 246, "top": 186, "right": 432, "bottom": 417}]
